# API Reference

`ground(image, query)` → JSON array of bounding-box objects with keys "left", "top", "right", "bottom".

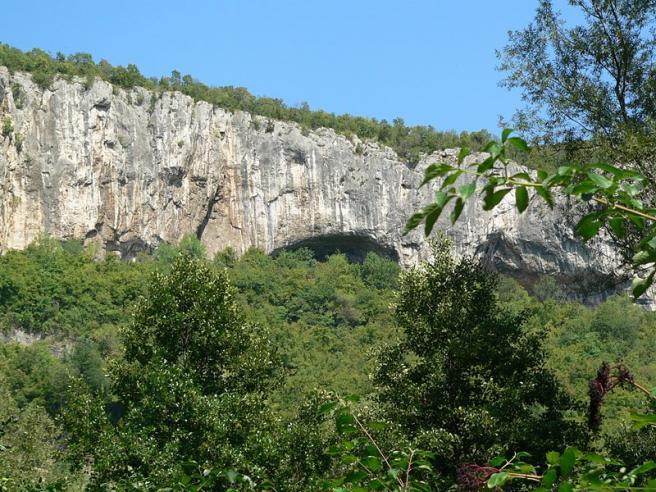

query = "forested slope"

[{"left": 1, "top": 236, "right": 655, "bottom": 489}]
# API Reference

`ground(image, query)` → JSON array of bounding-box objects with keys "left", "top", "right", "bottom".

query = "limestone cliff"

[{"left": 0, "top": 68, "right": 629, "bottom": 301}]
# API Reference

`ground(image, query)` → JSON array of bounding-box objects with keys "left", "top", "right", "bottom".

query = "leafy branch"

[
  {"left": 320, "top": 396, "right": 436, "bottom": 491},
  {"left": 404, "top": 129, "right": 656, "bottom": 298}
]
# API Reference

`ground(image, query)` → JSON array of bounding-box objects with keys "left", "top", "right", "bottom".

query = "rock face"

[{"left": 0, "top": 68, "right": 630, "bottom": 301}]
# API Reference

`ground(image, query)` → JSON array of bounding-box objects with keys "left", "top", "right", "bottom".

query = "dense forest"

[
  {"left": 1, "top": 235, "right": 655, "bottom": 490},
  {"left": 0, "top": 43, "right": 493, "bottom": 165}
]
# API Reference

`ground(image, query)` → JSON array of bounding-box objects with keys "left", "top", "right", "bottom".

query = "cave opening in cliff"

[{"left": 271, "top": 234, "right": 399, "bottom": 264}]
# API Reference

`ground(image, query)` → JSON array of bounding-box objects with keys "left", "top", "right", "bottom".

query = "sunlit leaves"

[
  {"left": 406, "top": 128, "right": 656, "bottom": 298},
  {"left": 507, "top": 136, "right": 529, "bottom": 152},
  {"left": 587, "top": 172, "right": 613, "bottom": 189},
  {"left": 458, "top": 182, "right": 476, "bottom": 201}
]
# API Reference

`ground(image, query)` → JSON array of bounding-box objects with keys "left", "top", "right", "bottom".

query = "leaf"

[
  {"left": 576, "top": 215, "right": 602, "bottom": 241},
  {"left": 507, "top": 136, "right": 529, "bottom": 152},
  {"left": 341, "top": 454, "right": 358, "bottom": 464},
  {"left": 336, "top": 413, "right": 356, "bottom": 434},
  {"left": 560, "top": 447, "right": 576, "bottom": 477},
  {"left": 557, "top": 165, "right": 576, "bottom": 176},
  {"left": 543, "top": 173, "right": 570, "bottom": 187},
  {"left": 570, "top": 181, "right": 599, "bottom": 197},
  {"left": 326, "top": 446, "right": 342, "bottom": 456},
  {"left": 632, "top": 270, "right": 655, "bottom": 299},
  {"left": 487, "top": 472, "right": 510, "bottom": 488},
  {"left": 535, "top": 186, "right": 554, "bottom": 208},
  {"left": 608, "top": 216, "right": 625, "bottom": 238},
  {"left": 483, "top": 188, "right": 512, "bottom": 211},
  {"left": 649, "top": 236, "right": 656, "bottom": 249},
  {"left": 367, "top": 479, "right": 384, "bottom": 490},
  {"left": 403, "top": 211, "right": 425, "bottom": 235},
  {"left": 319, "top": 402, "right": 337, "bottom": 414},
  {"left": 516, "top": 187, "right": 529, "bottom": 213},
  {"left": 630, "top": 215, "right": 645, "bottom": 229},
  {"left": 226, "top": 470, "right": 238, "bottom": 483},
  {"left": 362, "top": 456, "right": 383, "bottom": 472},
  {"left": 582, "top": 453, "right": 611, "bottom": 464},
  {"left": 451, "top": 198, "right": 465, "bottom": 224},
  {"left": 477, "top": 156, "right": 496, "bottom": 173},
  {"left": 484, "top": 141, "right": 502, "bottom": 155},
  {"left": 622, "top": 182, "right": 643, "bottom": 197},
  {"left": 345, "top": 394, "right": 361, "bottom": 402},
  {"left": 588, "top": 162, "right": 636, "bottom": 178},
  {"left": 587, "top": 172, "right": 613, "bottom": 189},
  {"left": 420, "top": 163, "right": 454, "bottom": 186},
  {"left": 511, "top": 172, "right": 531, "bottom": 182},
  {"left": 630, "top": 461, "right": 656, "bottom": 476},
  {"left": 489, "top": 456, "right": 506, "bottom": 468},
  {"left": 632, "top": 250, "right": 656, "bottom": 266},
  {"left": 546, "top": 451, "right": 560, "bottom": 466},
  {"left": 515, "top": 464, "right": 537, "bottom": 474},
  {"left": 558, "top": 484, "right": 573, "bottom": 492},
  {"left": 425, "top": 205, "right": 442, "bottom": 236},
  {"left": 435, "top": 191, "right": 450, "bottom": 208},
  {"left": 458, "top": 146, "right": 470, "bottom": 164},
  {"left": 501, "top": 128, "right": 513, "bottom": 143},
  {"left": 344, "top": 470, "right": 367, "bottom": 482},
  {"left": 441, "top": 170, "right": 463, "bottom": 190},
  {"left": 458, "top": 182, "right": 476, "bottom": 201},
  {"left": 542, "top": 468, "right": 557, "bottom": 488},
  {"left": 366, "top": 421, "right": 387, "bottom": 431}
]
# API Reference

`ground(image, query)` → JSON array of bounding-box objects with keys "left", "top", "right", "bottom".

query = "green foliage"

[
  {"left": 1, "top": 117, "right": 12, "bottom": 137},
  {"left": 0, "top": 236, "right": 654, "bottom": 489},
  {"left": 477, "top": 448, "right": 656, "bottom": 491},
  {"left": 0, "top": 236, "right": 149, "bottom": 335},
  {"left": 320, "top": 397, "right": 438, "bottom": 491},
  {"left": 123, "top": 254, "right": 280, "bottom": 394},
  {"left": 61, "top": 254, "right": 285, "bottom": 488},
  {"left": 359, "top": 251, "right": 401, "bottom": 290},
  {"left": 225, "top": 248, "right": 399, "bottom": 411},
  {"left": 373, "top": 239, "right": 585, "bottom": 480},
  {"left": 0, "top": 342, "right": 70, "bottom": 413},
  {"left": 497, "top": 0, "right": 656, "bottom": 221},
  {"left": 0, "top": 377, "right": 80, "bottom": 489},
  {"left": 498, "top": 0, "right": 656, "bottom": 147},
  {"left": 406, "top": 130, "right": 656, "bottom": 298},
  {"left": 0, "top": 43, "right": 493, "bottom": 164}
]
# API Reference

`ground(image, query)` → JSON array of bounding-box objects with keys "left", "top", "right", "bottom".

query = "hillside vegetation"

[
  {"left": 1, "top": 236, "right": 655, "bottom": 489},
  {"left": 0, "top": 43, "right": 493, "bottom": 165}
]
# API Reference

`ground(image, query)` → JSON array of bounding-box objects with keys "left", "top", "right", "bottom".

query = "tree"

[
  {"left": 498, "top": 0, "right": 656, "bottom": 182},
  {"left": 0, "top": 377, "right": 75, "bottom": 488},
  {"left": 405, "top": 129, "right": 656, "bottom": 489},
  {"left": 62, "top": 254, "right": 283, "bottom": 488},
  {"left": 499, "top": 0, "right": 656, "bottom": 142},
  {"left": 373, "top": 239, "right": 585, "bottom": 477}
]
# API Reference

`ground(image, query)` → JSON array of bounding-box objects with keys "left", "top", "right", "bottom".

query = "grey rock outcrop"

[{"left": 0, "top": 68, "right": 629, "bottom": 301}]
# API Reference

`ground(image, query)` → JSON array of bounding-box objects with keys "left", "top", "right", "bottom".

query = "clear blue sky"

[{"left": 0, "top": 1, "right": 578, "bottom": 134}]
